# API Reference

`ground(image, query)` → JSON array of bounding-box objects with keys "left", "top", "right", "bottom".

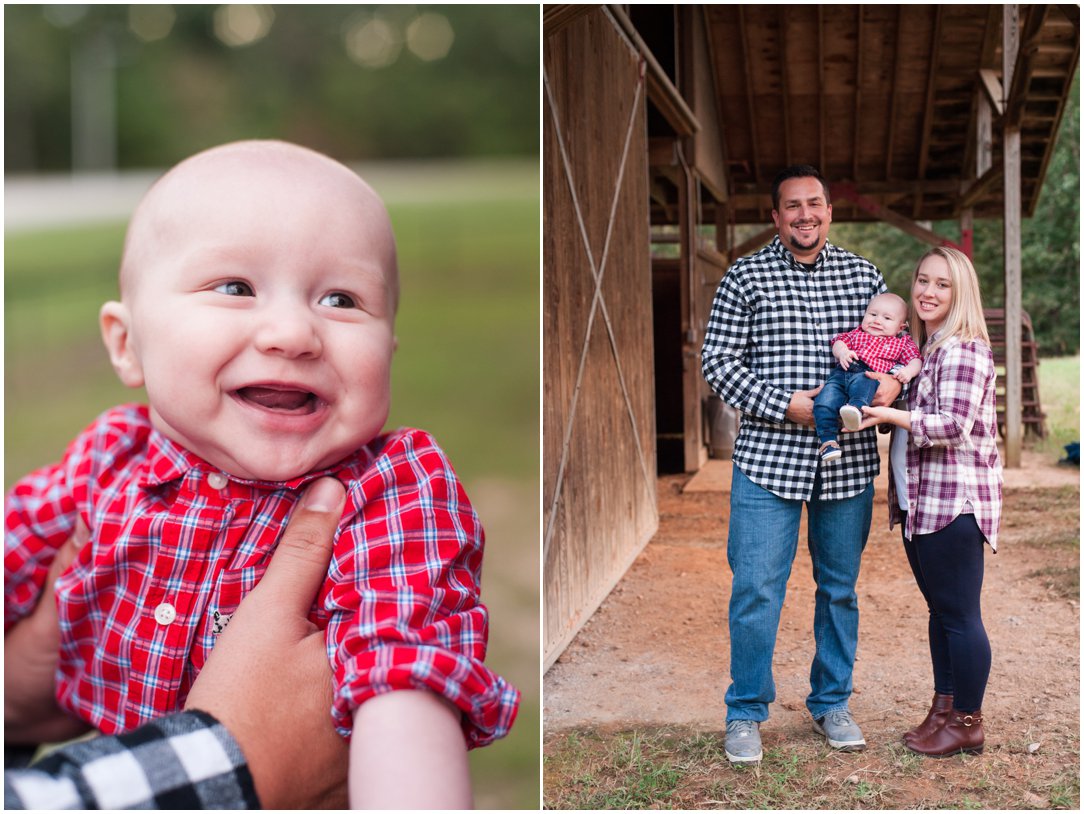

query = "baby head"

[
  {"left": 100, "top": 140, "right": 399, "bottom": 482},
  {"left": 860, "top": 292, "right": 908, "bottom": 338}
]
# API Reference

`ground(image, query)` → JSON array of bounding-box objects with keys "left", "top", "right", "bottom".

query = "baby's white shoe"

[{"left": 839, "top": 405, "right": 863, "bottom": 432}]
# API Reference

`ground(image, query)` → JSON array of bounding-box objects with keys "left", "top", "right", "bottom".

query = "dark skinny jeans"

[{"left": 900, "top": 512, "right": 991, "bottom": 713}]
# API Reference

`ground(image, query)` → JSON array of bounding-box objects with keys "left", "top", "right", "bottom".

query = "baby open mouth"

[{"left": 236, "top": 386, "right": 317, "bottom": 412}]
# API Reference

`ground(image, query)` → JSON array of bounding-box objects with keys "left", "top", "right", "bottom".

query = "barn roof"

[{"left": 612, "top": 4, "right": 1079, "bottom": 225}]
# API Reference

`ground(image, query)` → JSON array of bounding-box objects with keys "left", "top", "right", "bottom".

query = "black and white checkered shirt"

[
  {"left": 4, "top": 711, "right": 257, "bottom": 810},
  {"left": 701, "top": 236, "right": 887, "bottom": 501}
]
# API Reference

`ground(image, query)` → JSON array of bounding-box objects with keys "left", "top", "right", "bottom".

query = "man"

[
  {"left": 701, "top": 165, "right": 900, "bottom": 764},
  {"left": 5, "top": 478, "right": 349, "bottom": 809}
]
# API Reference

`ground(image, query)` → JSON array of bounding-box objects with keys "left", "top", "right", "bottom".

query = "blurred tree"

[{"left": 4, "top": 4, "right": 539, "bottom": 170}]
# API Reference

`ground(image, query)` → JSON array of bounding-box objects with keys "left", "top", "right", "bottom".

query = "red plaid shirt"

[
  {"left": 5, "top": 404, "right": 519, "bottom": 747},
  {"left": 831, "top": 328, "right": 920, "bottom": 373}
]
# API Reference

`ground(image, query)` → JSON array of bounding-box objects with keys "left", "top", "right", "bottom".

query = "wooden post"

[
  {"left": 678, "top": 154, "right": 703, "bottom": 472},
  {"left": 960, "top": 208, "right": 973, "bottom": 260},
  {"left": 1002, "top": 5, "right": 1022, "bottom": 468}
]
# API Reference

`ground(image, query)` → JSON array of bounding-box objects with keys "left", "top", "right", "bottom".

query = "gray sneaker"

[
  {"left": 724, "top": 719, "right": 763, "bottom": 763},
  {"left": 812, "top": 709, "right": 867, "bottom": 751}
]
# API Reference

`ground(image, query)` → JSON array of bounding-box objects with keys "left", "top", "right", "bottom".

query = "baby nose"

[{"left": 255, "top": 309, "right": 322, "bottom": 358}]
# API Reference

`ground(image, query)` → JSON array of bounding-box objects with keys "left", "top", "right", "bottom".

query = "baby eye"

[
  {"left": 214, "top": 281, "right": 254, "bottom": 297},
  {"left": 318, "top": 292, "right": 356, "bottom": 309}
]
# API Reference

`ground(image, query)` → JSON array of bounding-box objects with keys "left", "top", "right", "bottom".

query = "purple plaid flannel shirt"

[{"left": 888, "top": 335, "right": 1003, "bottom": 550}]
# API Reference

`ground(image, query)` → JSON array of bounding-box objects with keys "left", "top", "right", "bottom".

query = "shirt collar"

[
  {"left": 770, "top": 235, "right": 833, "bottom": 270},
  {"left": 138, "top": 427, "right": 375, "bottom": 490}
]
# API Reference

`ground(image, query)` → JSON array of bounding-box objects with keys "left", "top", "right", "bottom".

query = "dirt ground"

[{"left": 544, "top": 438, "right": 1079, "bottom": 805}]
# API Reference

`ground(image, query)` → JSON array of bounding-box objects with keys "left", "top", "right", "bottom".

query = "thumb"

[
  {"left": 253, "top": 477, "right": 347, "bottom": 618},
  {"left": 806, "top": 384, "right": 824, "bottom": 398}
]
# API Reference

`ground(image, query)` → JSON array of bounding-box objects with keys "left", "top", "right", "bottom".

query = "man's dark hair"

[{"left": 771, "top": 165, "right": 830, "bottom": 211}]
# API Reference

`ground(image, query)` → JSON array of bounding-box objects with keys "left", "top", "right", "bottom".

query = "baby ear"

[{"left": 99, "top": 301, "right": 145, "bottom": 388}]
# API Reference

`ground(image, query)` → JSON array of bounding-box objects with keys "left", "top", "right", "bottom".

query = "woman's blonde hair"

[{"left": 909, "top": 246, "right": 990, "bottom": 353}]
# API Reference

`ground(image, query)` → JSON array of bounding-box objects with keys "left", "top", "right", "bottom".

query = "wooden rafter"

[
  {"left": 914, "top": 5, "right": 943, "bottom": 218},
  {"left": 817, "top": 5, "right": 825, "bottom": 175},
  {"left": 884, "top": 5, "right": 904, "bottom": 180},
  {"left": 778, "top": 5, "right": 792, "bottom": 166},
  {"left": 737, "top": 6, "right": 760, "bottom": 184},
  {"left": 1005, "top": 5, "right": 1052, "bottom": 127},
  {"left": 852, "top": 6, "right": 863, "bottom": 182}
]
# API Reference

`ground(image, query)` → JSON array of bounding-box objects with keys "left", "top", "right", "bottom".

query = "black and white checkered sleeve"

[
  {"left": 701, "top": 259, "right": 793, "bottom": 423},
  {"left": 4, "top": 711, "right": 258, "bottom": 810}
]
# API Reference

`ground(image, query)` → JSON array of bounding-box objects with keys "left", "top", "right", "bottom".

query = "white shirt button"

[
  {"left": 154, "top": 602, "right": 177, "bottom": 625},
  {"left": 207, "top": 472, "right": 229, "bottom": 490}
]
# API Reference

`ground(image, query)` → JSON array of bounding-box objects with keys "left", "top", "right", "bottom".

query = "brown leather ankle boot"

[
  {"left": 902, "top": 692, "right": 954, "bottom": 744},
  {"left": 906, "top": 709, "right": 984, "bottom": 757}
]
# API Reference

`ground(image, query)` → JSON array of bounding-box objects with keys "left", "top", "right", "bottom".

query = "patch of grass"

[
  {"left": 1027, "top": 565, "right": 1080, "bottom": 599},
  {"left": 999, "top": 487, "right": 1080, "bottom": 550},
  {"left": 1034, "top": 356, "right": 1079, "bottom": 459},
  {"left": 1045, "top": 766, "right": 1081, "bottom": 809},
  {"left": 544, "top": 726, "right": 1081, "bottom": 810}
]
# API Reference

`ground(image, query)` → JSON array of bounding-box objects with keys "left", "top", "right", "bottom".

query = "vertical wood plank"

[{"left": 1002, "top": 4, "right": 1022, "bottom": 468}]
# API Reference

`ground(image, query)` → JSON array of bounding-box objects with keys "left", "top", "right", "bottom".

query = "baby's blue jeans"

[{"left": 813, "top": 361, "right": 879, "bottom": 445}]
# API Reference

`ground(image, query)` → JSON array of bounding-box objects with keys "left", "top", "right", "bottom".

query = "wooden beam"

[
  {"left": 1003, "top": 4, "right": 1023, "bottom": 468},
  {"left": 607, "top": 5, "right": 701, "bottom": 137},
  {"left": 648, "top": 137, "right": 678, "bottom": 168},
  {"left": 777, "top": 5, "right": 792, "bottom": 166},
  {"left": 729, "top": 225, "right": 776, "bottom": 262},
  {"left": 914, "top": 6, "right": 943, "bottom": 219},
  {"left": 978, "top": 69, "right": 1005, "bottom": 115},
  {"left": 1005, "top": 5, "right": 1051, "bottom": 127},
  {"left": 885, "top": 6, "right": 904, "bottom": 180},
  {"left": 960, "top": 208, "right": 974, "bottom": 259},
  {"left": 852, "top": 5, "right": 863, "bottom": 181},
  {"left": 731, "top": 177, "right": 965, "bottom": 201},
  {"left": 543, "top": 4, "right": 598, "bottom": 37},
  {"left": 959, "top": 164, "right": 1002, "bottom": 211},
  {"left": 832, "top": 182, "right": 965, "bottom": 250},
  {"left": 817, "top": 5, "right": 826, "bottom": 174},
  {"left": 1057, "top": 4, "right": 1079, "bottom": 33},
  {"left": 678, "top": 156, "right": 703, "bottom": 472},
  {"left": 976, "top": 84, "right": 994, "bottom": 177},
  {"left": 737, "top": 6, "right": 761, "bottom": 183}
]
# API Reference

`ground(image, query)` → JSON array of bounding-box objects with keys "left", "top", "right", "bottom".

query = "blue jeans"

[
  {"left": 813, "top": 361, "right": 880, "bottom": 445},
  {"left": 725, "top": 464, "right": 873, "bottom": 722}
]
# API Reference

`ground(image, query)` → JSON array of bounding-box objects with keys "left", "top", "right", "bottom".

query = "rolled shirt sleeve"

[
  {"left": 909, "top": 342, "right": 992, "bottom": 451},
  {"left": 322, "top": 429, "right": 520, "bottom": 747}
]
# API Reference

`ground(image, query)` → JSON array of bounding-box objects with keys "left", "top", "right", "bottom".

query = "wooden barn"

[{"left": 543, "top": 4, "right": 1078, "bottom": 668}]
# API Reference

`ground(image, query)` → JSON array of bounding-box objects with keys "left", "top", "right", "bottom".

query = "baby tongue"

[{"left": 240, "top": 387, "right": 312, "bottom": 411}]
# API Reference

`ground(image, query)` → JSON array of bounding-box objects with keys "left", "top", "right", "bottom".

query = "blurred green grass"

[
  {"left": 1034, "top": 355, "right": 1079, "bottom": 459},
  {"left": 5, "top": 162, "right": 540, "bottom": 808}
]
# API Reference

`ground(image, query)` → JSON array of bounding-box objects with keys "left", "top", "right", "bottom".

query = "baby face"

[
  {"left": 101, "top": 142, "right": 397, "bottom": 482},
  {"left": 860, "top": 294, "right": 907, "bottom": 337}
]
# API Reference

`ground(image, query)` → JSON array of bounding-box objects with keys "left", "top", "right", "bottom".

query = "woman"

[{"left": 859, "top": 246, "right": 1002, "bottom": 756}]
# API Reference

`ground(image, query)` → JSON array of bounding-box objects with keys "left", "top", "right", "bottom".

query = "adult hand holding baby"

[
  {"left": 4, "top": 523, "right": 93, "bottom": 745},
  {"left": 185, "top": 476, "right": 349, "bottom": 809}
]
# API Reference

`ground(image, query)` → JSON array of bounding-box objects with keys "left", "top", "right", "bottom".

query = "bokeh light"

[
  {"left": 406, "top": 12, "right": 454, "bottom": 62},
  {"left": 213, "top": 4, "right": 274, "bottom": 48},
  {"left": 343, "top": 12, "right": 402, "bottom": 69},
  {"left": 129, "top": 5, "right": 176, "bottom": 43}
]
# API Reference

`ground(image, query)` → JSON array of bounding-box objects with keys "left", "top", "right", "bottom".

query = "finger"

[
  {"left": 41, "top": 523, "right": 84, "bottom": 599},
  {"left": 808, "top": 385, "right": 824, "bottom": 397},
  {"left": 254, "top": 477, "right": 347, "bottom": 618}
]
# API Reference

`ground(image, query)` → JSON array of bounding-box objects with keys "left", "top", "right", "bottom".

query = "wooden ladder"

[{"left": 984, "top": 308, "right": 1047, "bottom": 439}]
